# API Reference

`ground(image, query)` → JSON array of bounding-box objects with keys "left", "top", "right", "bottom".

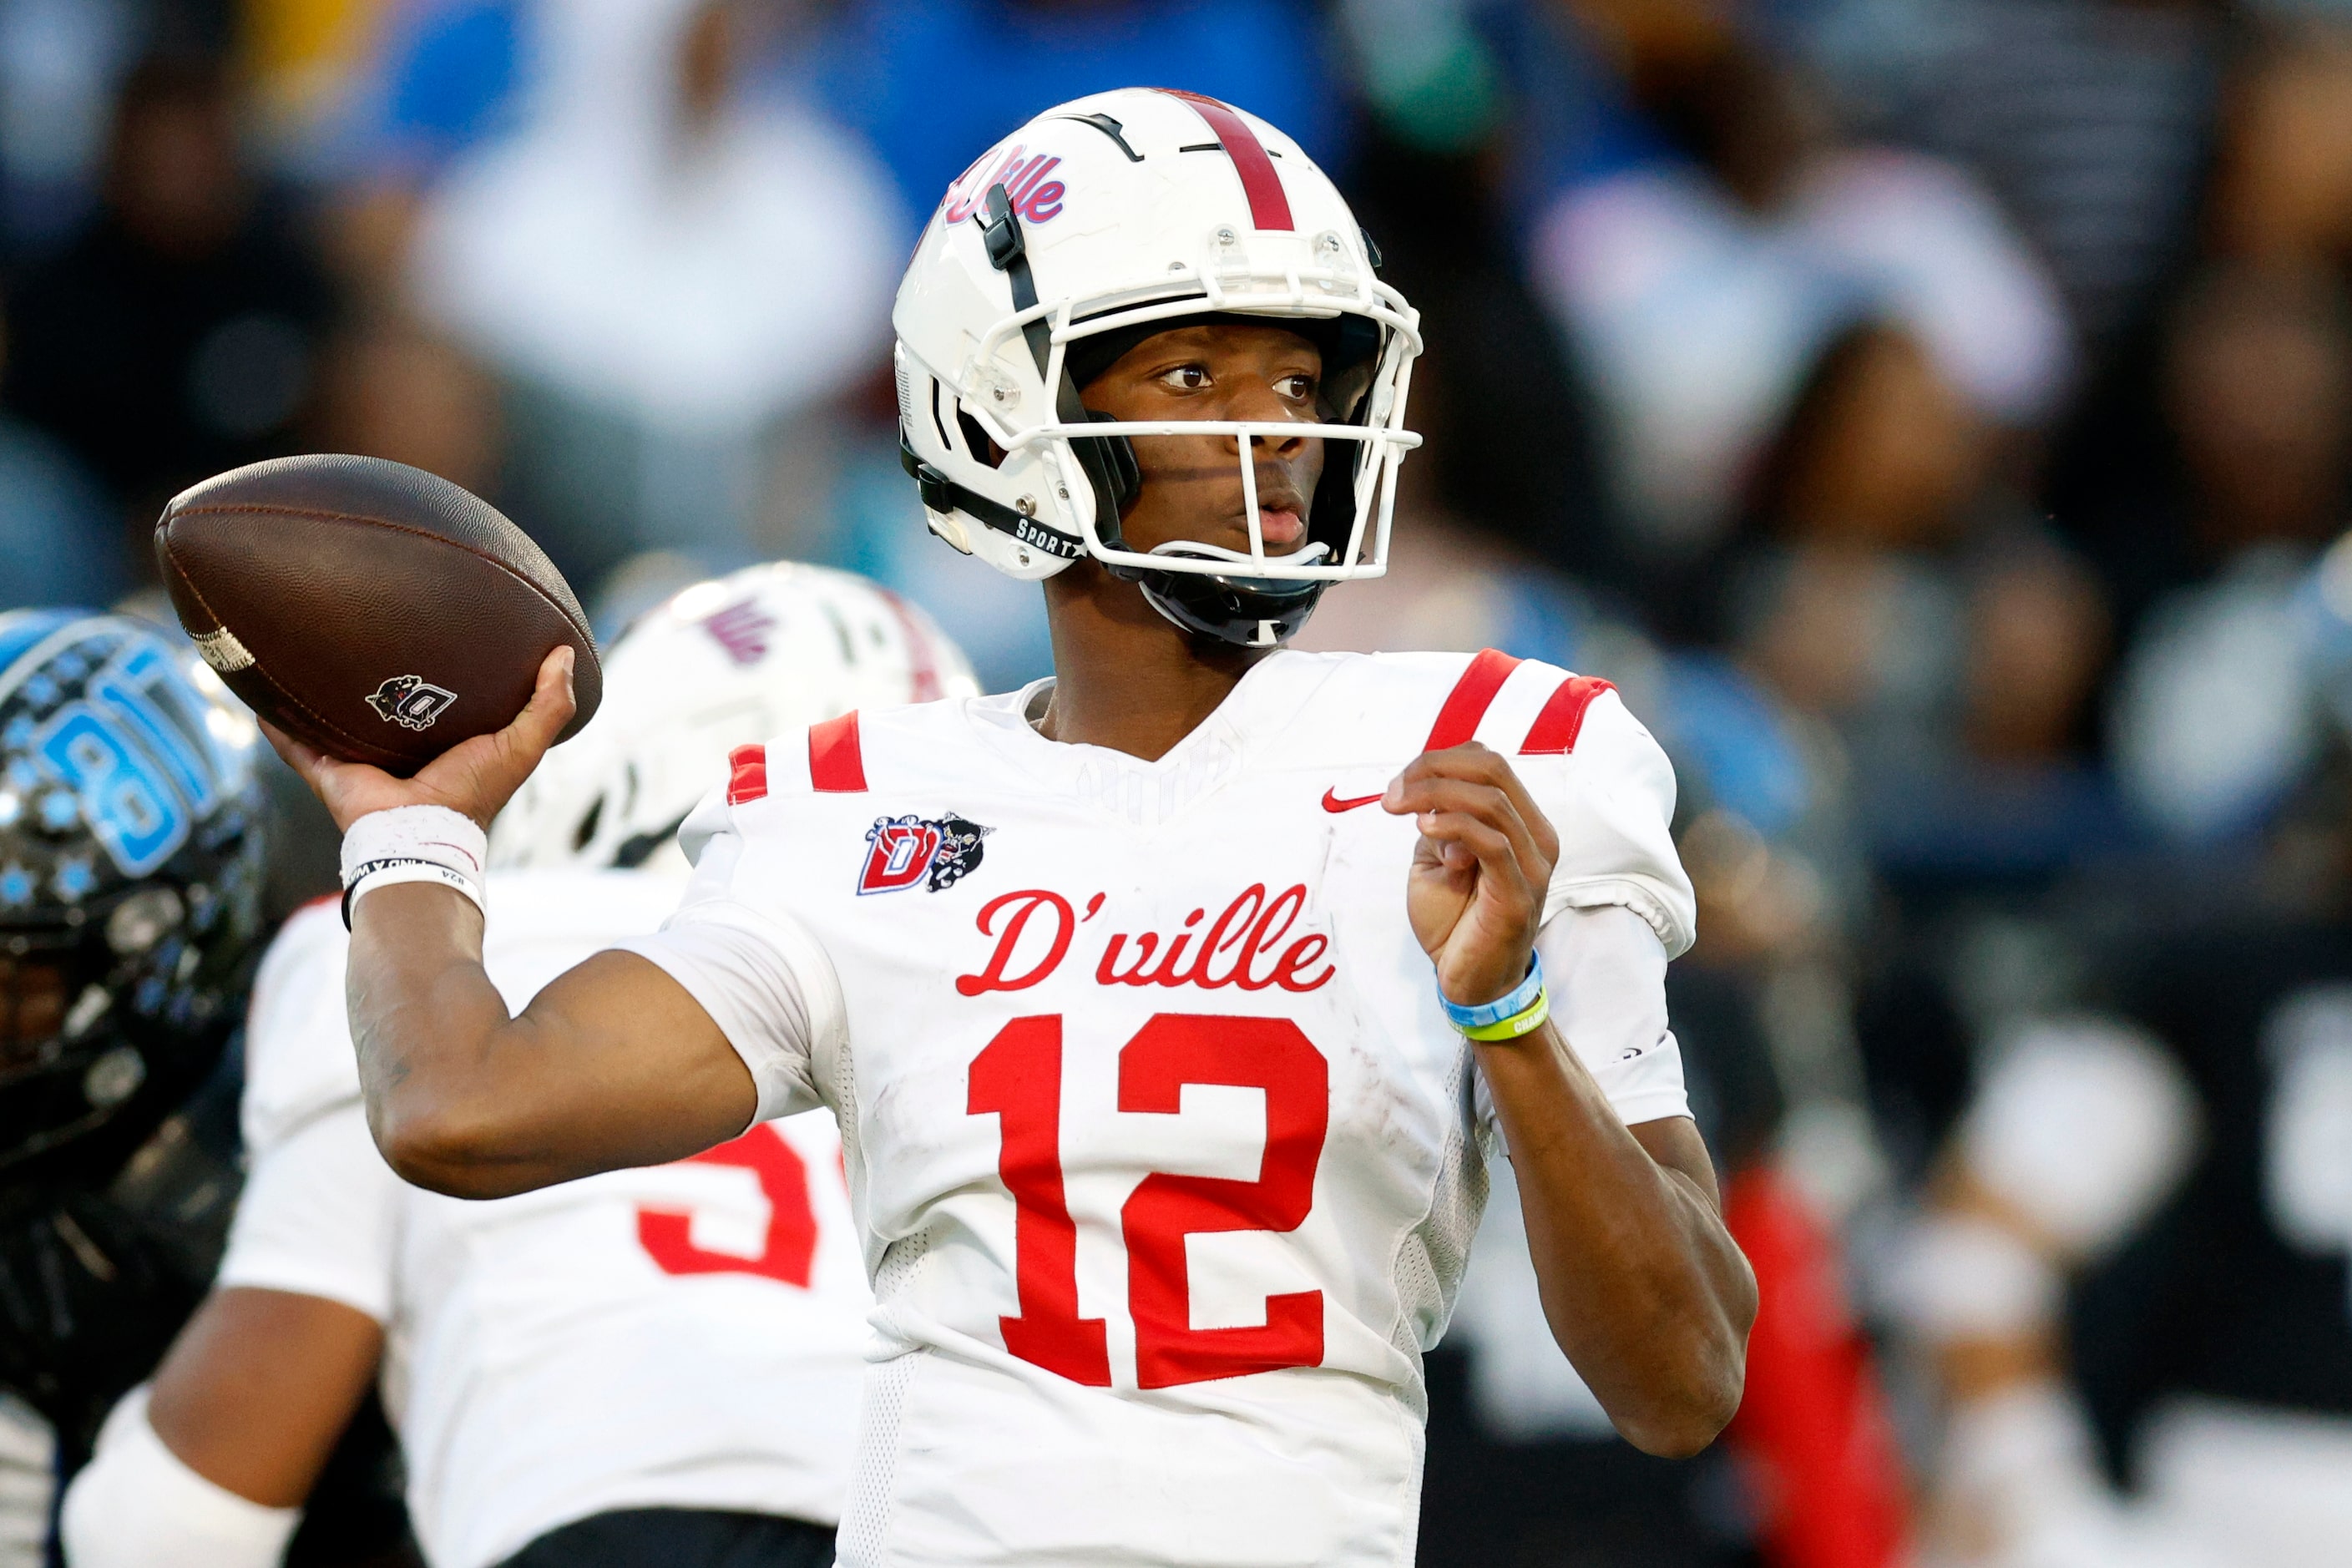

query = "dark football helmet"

[{"left": 0, "top": 609, "right": 268, "bottom": 1181}]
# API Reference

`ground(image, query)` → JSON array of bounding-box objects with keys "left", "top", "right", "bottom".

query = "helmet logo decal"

[
  {"left": 943, "top": 144, "right": 1066, "bottom": 227},
  {"left": 367, "top": 675, "right": 458, "bottom": 731},
  {"left": 699, "top": 599, "right": 776, "bottom": 666},
  {"left": 25, "top": 638, "right": 229, "bottom": 879},
  {"left": 1158, "top": 89, "right": 1292, "bottom": 231},
  {"left": 858, "top": 812, "right": 992, "bottom": 895}
]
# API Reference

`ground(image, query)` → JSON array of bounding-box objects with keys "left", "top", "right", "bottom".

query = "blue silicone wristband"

[{"left": 1440, "top": 952, "right": 1545, "bottom": 1029}]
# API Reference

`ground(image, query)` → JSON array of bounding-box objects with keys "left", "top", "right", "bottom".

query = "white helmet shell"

[
  {"left": 489, "top": 562, "right": 979, "bottom": 873},
  {"left": 893, "top": 87, "right": 1422, "bottom": 586}
]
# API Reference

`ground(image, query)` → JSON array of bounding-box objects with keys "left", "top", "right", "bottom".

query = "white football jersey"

[
  {"left": 216, "top": 871, "right": 870, "bottom": 1568},
  {"left": 620, "top": 649, "right": 1697, "bottom": 1567}
]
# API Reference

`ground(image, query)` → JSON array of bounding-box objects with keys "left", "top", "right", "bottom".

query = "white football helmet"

[
  {"left": 893, "top": 87, "right": 1423, "bottom": 647},
  {"left": 489, "top": 562, "right": 979, "bottom": 872}
]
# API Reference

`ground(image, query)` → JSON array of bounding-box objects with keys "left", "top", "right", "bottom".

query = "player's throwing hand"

[
  {"left": 1386, "top": 742, "right": 1563, "bottom": 1009},
  {"left": 262, "top": 646, "right": 577, "bottom": 833}
]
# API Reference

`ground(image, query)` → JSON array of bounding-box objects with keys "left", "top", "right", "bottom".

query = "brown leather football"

[{"left": 154, "top": 454, "right": 602, "bottom": 776}]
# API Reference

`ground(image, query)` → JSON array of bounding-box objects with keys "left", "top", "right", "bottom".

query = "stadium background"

[{"left": 5, "top": 1, "right": 2352, "bottom": 1565}]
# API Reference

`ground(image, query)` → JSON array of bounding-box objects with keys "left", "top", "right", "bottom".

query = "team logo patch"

[
  {"left": 859, "top": 812, "right": 992, "bottom": 895},
  {"left": 367, "top": 675, "right": 458, "bottom": 731}
]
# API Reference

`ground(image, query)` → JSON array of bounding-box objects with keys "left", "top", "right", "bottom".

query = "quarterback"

[
  {"left": 267, "top": 89, "right": 1755, "bottom": 1566},
  {"left": 59, "top": 566, "right": 969, "bottom": 1567}
]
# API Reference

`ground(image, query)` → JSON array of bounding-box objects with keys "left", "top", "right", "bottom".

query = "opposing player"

[
  {"left": 266, "top": 89, "right": 1755, "bottom": 1565},
  {"left": 62, "top": 564, "right": 975, "bottom": 1568},
  {"left": 0, "top": 609, "right": 271, "bottom": 1561}
]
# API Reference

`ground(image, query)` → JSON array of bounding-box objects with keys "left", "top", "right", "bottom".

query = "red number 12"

[{"left": 967, "top": 1013, "right": 1328, "bottom": 1389}]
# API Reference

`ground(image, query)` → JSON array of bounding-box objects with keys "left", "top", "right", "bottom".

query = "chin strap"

[{"left": 1137, "top": 569, "right": 1328, "bottom": 648}]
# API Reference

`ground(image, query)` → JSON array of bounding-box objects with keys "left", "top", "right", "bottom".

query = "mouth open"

[{"left": 1257, "top": 506, "right": 1306, "bottom": 549}]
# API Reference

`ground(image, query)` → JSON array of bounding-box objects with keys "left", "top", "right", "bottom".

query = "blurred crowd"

[{"left": 5, "top": 1, "right": 2352, "bottom": 1565}]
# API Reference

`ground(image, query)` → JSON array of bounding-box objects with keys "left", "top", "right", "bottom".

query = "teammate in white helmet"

[
  {"left": 61, "top": 564, "right": 978, "bottom": 1568},
  {"left": 264, "top": 89, "right": 1756, "bottom": 1567}
]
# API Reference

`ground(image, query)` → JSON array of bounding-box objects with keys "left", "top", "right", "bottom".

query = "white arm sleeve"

[
  {"left": 1535, "top": 688, "right": 1697, "bottom": 958},
  {"left": 608, "top": 794, "right": 843, "bottom": 1121},
  {"left": 215, "top": 1101, "right": 398, "bottom": 1323},
  {"left": 59, "top": 1387, "right": 299, "bottom": 1568},
  {"left": 1475, "top": 904, "right": 1692, "bottom": 1146}
]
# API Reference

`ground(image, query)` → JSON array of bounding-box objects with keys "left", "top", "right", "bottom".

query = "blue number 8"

[
  {"left": 94, "top": 642, "right": 224, "bottom": 816},
  {"left": 36, "top": 704, "right": 190, "bottom": 876}
]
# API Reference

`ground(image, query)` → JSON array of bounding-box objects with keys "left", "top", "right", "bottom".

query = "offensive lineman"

[
  {"left": 62, "top": 564, "right": 976, "bottom": 1568},
  {"left": 266, "top": 90, "right": 1756, "bottom": 1566}
]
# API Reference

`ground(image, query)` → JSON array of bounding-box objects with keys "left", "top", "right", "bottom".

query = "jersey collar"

[{"left": 961, "top": 651, "right": 1331, "bottom": 827}]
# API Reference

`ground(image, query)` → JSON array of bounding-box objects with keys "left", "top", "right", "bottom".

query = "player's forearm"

[
  {"left": 146, "top": 1289, "right": 385, "bottom": 1507},
  {"left": 348, "top": 885, "right": 757, "bottom": 1196},
  {"left": 1479, "top": 1022, "right": 1755, "bottom": 1457},
  {"left": 346, "top": 881, "right": 548, "bottom": 1195}
]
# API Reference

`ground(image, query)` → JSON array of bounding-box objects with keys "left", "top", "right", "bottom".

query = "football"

[{"left": 154, "top": 453, "right": 603, "bottom": 776}]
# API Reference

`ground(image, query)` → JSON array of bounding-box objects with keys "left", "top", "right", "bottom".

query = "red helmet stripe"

[
  {"left": 878, "top": 589, "right": 945, "bottom": 702},
  {"left": 1160, "top": 89, "right": 1294, "bottom": 231},
  {"left": 1519, "top": 675, "right": 1616, "bottom": 756},
  {"left": 1424, "top": 649, "right": 1522, "bottom": 751},
  {"left": 727, "top": 742, "right": 771, "bottom": 805},
  {"left": 807, "top": 712, "right": 868, "bottom": 793}
]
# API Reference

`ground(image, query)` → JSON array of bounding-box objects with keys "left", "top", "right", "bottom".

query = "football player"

[
  {"left": 264, "top": 89, "right": 1757, "bottom": 1567},
  {"left": 0, "top": 609, "right": 271, "bottom": 1563},
  {"left": 61, "top": 564, "right": 974, "bottom": 1568}
]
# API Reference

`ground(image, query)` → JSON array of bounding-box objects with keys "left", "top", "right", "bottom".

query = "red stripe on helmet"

[
  {"left": 1424, "top": 649, "right": 1522, "bottom": 751},
  {"left": 1520, "top": 675, "right": 1616, "bottom": 756},
  {"left": 878, "top": 589, "right": 945, "bottom": 702},
  {"left": 807, "top": 713, "right": 867, "bottom": 792},
  {"left": 727, "top": 743, "right": 770, "bottom": 805},
  {"left": 1160, "top": 89, "right": 1294, "bottom": 232}
]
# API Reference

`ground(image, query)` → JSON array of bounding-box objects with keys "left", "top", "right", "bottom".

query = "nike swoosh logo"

[{"left": 1322, "top": 788, "right": 1384, "bottom": 813}]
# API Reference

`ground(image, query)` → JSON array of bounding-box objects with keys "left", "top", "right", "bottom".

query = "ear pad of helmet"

[{"left": 1069, "top": 408, "right": 1141, "bottom": 542}]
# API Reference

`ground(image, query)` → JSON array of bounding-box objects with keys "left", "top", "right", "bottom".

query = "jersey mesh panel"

[
  {"left": 832, "top": 1012, "right": 862, "bottom": 1232},
  {"left": 840, "top": 1349, "right": 918, "bottom": 1565},
  {"left": 1385, "top": 1047, "right": 1490, "bottom": 1420},
  {"left": 853, "top": 1212, "right": 932, "bottom": 1560},
  {"left": 871, "top": 1228, "right": 930, "bottom": 1302}
]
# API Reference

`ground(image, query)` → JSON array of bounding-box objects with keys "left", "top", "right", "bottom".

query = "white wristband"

[
  {"left": 340, "top": 804, "right": 488, "bottom": 928},
  {"left": 61, "top": 1386, "right": 301, "bottom": 1568}
]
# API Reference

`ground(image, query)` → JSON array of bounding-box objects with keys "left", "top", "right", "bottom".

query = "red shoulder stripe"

[
  {"left": 807, "top": 711, "right": 867, "bottom": 793},
  {"left": 727, "top": 743, "right": 769, "bottom": 805},
  {"left": 1424, "top": 649, "right": 1522, "bottom": 751},
  {"left": 1520, "top": 675, "right": 1616, "bottom": 756},
  {"left": 1161, "top": 89, "right": 1294, "bottom": 231}
]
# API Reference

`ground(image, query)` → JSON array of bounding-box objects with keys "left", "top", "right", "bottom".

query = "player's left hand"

[{"left": 1385, "top": 743, "right": 1559, "bottom": 1009}]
